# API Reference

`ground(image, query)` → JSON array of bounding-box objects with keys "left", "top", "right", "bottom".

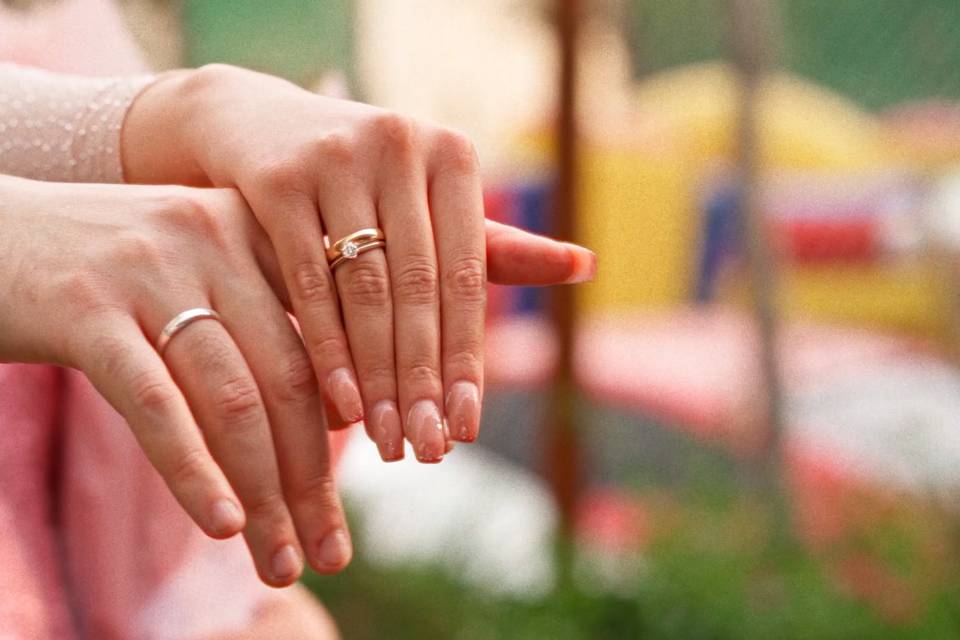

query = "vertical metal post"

[
  {"left": 545, "top": 0, "right": 583, "bottom": 535},
  {"left": 726, "top": 0, "right": 787, "bottom": 481}
]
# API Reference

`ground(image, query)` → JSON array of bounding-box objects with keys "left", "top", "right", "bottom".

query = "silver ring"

[{"left": 156, "top": 307, "right": 222, "bottom": 354}]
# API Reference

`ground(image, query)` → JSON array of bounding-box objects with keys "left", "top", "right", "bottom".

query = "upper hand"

[{"left": 124, "top": 64, "right": 597, "bottom": 462}]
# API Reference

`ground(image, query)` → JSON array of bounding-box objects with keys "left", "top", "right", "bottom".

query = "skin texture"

[
  {"left": 0, "top": 173, "right": 594, "bottom": 588},
  {"left": 122, "top": 64, "right": 597, "bottom": 466}
]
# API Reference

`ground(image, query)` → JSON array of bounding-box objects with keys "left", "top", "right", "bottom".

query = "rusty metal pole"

[
  {"left": 545, "top": 0, "right": 583, "bottom": 537},
  {"left": 726, "top": 0, "right": 788, "bottom": 497}
]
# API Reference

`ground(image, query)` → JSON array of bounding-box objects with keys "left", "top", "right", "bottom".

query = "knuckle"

[
  {"left": 153, "top": 192, "right": 234, "bottom": 252},
  {"left": 340, "top": 260, "right": 391, "bottom": 307},
  {"left": 444, "top": 256, "right": 486, "bottom": 303},
  {"left": 55, "top": 271, "right": 109, "bottom": 315},
  {"left": 445, "top": 348, "right": 483, "bottom": 375},
  {"left": 243, "top": 488, "right": 288, "bottom": 520},
  {"left": 316, "top": 132, "right": 357, "bottom": 169},
  {"left": 129, "top": 370, "right": 177, "bottom": 415},
  {"left": 157, "top": 191, "right": 208, "bottom": 222},
  {"left": 114, "top": 231, "right": 167, "bottom": 269},
  {"left": 292, "top": 259, "right": 337, "bottom": 306},
  {"left": 355, "top": 361, "right": 395, "bottom": 385},
  {"left": 168, "top": 448, "right": 212, "bottom": 488},
  {"left": 402, "top": 362, "right": 441, "bottom": 388},
  {"left": 375, "top": 112, "right": 417, "bottom": 156},
  {"left": 288, "top": 471, "right": 338, "bottom": 507},
  {"left": 272, "top": 353, "right": 319, "bottom": 404},
  {"left": 212, "top": 376, "right": 264, "bottom": 423},
  {"left": 434, "top": 127, "right": 479, "bottom": 173},
  {"left": 307, "top": 333, "right": 347, "bottom": 367},
  {"left": 258, "top": 159, "right": 306, "bottom": 194},
  {"left": 394, "top": 258, "right": 439, "bottom": 305}
]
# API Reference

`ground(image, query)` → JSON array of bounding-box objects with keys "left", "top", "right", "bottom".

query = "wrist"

[{"left": 122, "top": 67, "right": 218, "bottom": 186}]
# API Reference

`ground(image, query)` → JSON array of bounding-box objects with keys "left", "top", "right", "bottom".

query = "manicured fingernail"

[
  {"left": 443, "top": 419, "right": 455, "bottom": 453},
  {"left": 564, "top": 244, "right": 597, "bottom": 284},
  {"left": 209, "top": 498, "right": 243, "bottom": 536},
  {"left": 446, "top": 381, "right": 480, "bottom": 442},
  {"left": 316, "top": 529, "right": 352, "bottom": 570},
  {"left": 328, "top": 367, "right": 363, "bottom": 423},
  {"left": 408, "top": 400, "right": 444, "bottom": 463},
  {"left": 371, "top": 400, "right": 403, "bottom": 461},
  {"left": 271, "top": 544, "right": 302, "bottom": 582}
]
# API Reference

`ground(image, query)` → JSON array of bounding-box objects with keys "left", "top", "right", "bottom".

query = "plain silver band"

[{"left": 156, "top": 308, "right": 222, "bottom": 354}]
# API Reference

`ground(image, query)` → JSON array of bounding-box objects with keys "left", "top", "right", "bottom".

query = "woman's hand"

[
  {"left": 0, "top": 175, "right": 352, "bottom": 587},
  {"left": 123, "top": 64, "right": 596, "bottom": 463}
]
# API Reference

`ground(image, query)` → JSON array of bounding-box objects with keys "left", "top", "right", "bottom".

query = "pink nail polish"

[
  {"left": 408, "top": 400, "right": 444, "bottom": 463},
  {"left": 371, "top": 400, "right": 403, "bottom": 461},
  {"left": 328, "top": 367, "right": 363, "bottom": 423},
  {"left": 564, "top": 244, "right": 597, "bottom": 284},
  {"left": 446, "top": 381, "right": 481, "bottom": 442},
  {"left": 315, "top": 529, "right": 352, "bottom": 570},
  {"left": 271, "top": 544, "right": 302, "bottom": 582},
  {"left": 209, "top": 498, "right": 243, "bottom": 536}
]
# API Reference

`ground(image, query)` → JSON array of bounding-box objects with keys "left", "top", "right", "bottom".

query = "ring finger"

[
  {"left": 149, "top": 300, "right": 303, "bottom": 587},
  {"left": 319, "top": 175, "right": 404, "bottom": 462}
]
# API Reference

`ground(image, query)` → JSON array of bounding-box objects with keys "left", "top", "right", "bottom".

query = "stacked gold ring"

[{"left": 325, "top": 227, "right": 386, "bottom": 271}]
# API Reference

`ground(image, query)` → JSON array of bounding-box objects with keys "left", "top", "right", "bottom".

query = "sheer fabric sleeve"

[{"left": 0, "top": 63, "right": 154, "bottom": 183}]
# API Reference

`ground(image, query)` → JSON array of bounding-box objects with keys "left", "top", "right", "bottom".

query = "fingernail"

[
  {"left": 271, "top": 544, "right": 302, "bottom": 582},
  {"left": 408, "top": 400, "right": 444, "bottom": 463},
  {"left": 371, "top": 400, "right": 404, "bottom": 461},
  {"left": 328, "top": 367, "right": 363, "bottom": 423},
  {"left": 443, "top": 419, "right": 455, "bottom": 453},
  {"left": 564, "top": 244, "right": 597, "bottom": 284},
  {"left": 445, "top": 381, "right": 481, "bottom": 442},
  {"left": 209, "top": 498, "right": 243, "bottom": 536},
  {"left": 316, "top": 529, "right": 352, "bottom": 570}
]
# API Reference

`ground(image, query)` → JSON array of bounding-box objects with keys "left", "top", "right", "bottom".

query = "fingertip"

[
  {"left": 207, "top": 497, "right": 246, "bottom": 539},
  {"left": 563, "top": 243, "right": 597, "bottom": 284},
  {"left": 265, "top": 544, "right": 304, "bottom": 588},
  {"left": 310, "top": 529, "right": 353, "bottom": 575},
  {"left": 327, "top": 367, "right": 364, "bottom": 424}
]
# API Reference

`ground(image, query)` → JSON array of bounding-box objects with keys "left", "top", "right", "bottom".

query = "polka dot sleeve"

[{"left": 0, "top": 63, "right": 155, "bottom": 183}]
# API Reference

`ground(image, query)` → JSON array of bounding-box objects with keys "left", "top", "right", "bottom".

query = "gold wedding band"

[
  {"left": 156, "top": 307, "right": 222, "bottom": 354},
  {"left": 325, "top": 227, "right": 386, "bottom": 271},
  {"left": 329, "top": 239, "right": 386, "bottom": 271}
]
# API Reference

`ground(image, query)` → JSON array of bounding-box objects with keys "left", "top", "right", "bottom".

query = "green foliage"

[
  {"left": 627, "top": 0, "right": 960, "bottom": 110},
  {"left": 305, "top": 489, "right": 960, "bottom": 640},
  {"left": 183, "top": 0, "right": 353, "bottom": 85}
]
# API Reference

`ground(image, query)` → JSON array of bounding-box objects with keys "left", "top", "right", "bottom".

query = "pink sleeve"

[{"left": 0, "top": 63, "right": 154, "bottom": 183}]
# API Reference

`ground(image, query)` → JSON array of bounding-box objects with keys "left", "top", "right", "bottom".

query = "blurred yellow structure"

[{"left": 570, "top": 63, "right": 953, "bottom": 339}]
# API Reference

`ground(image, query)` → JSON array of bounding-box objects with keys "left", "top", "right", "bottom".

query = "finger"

[
  {"left": 320, "top": 171, "right": 404, "bottom": 462},
  {"left": 378, "top": 119, "right": 446, "bottom": 462},
  {"left": 250, "top": 191, "right": 364, "bottom": 426},
  {"left": 160, "top": 311, "right": 303, "bottom": 587},
  {"left": 429, "top": 132, "right": 486, "bottom": 443},
  {"left": 81, "top": 315, "right": 245, "bottom": 540},
  {"left": 484, "top": 219, "right": 596, "bottom": 286},
  {"left": 214, "top": 269, "right": 353, "bottom": 574}
]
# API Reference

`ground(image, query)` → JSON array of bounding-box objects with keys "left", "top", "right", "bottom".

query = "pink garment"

[{"left": 0, "top": 2, "right": 349, "bottom": 638}]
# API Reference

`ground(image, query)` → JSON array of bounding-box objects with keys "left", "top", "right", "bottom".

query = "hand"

[
  {"left": 123, "top": 64, "right": 597, "bottom": 463},
  {"left": 0, "top": 175, "right": 351, "bottom": 586}
]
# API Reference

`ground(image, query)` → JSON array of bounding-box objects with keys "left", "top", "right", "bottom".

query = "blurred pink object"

[
  {"left": 0, "top": 0, "right": 147, "bottom": 74},
  {"left": 0, "top": 1, "right": 349, "bottom": 638}
]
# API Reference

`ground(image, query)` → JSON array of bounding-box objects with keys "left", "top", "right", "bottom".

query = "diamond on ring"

[{"left": 342, "top": 241, "right": 360, "bottom": 259}]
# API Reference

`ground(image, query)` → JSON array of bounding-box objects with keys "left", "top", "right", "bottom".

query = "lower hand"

[{"left": 0, "top": 175, "right": 351, "bottom": 586}]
